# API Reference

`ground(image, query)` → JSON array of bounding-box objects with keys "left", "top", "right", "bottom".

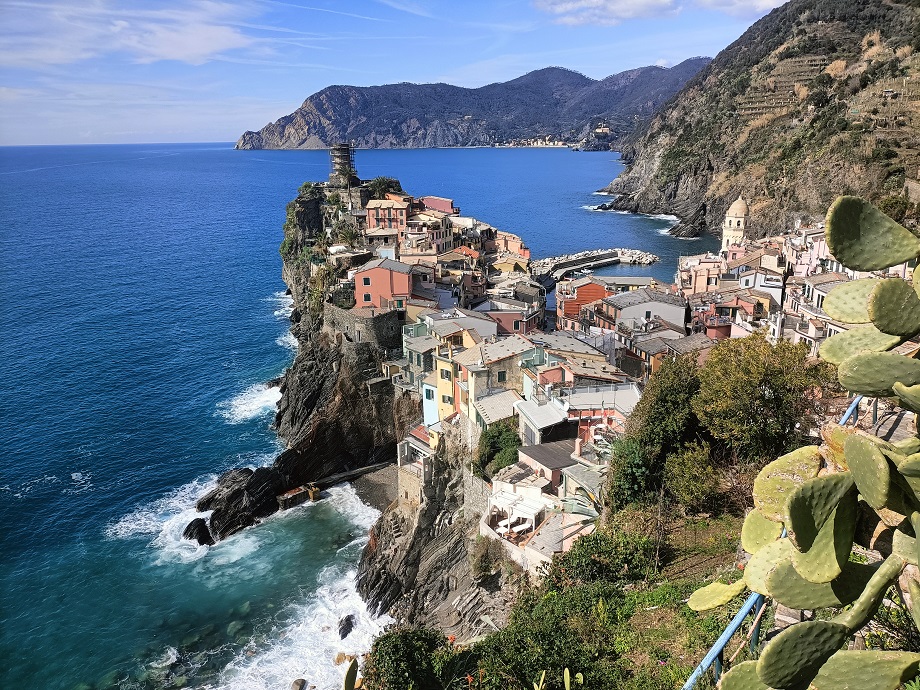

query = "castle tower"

[
  {"left": 721, "top": 196, "right": 750, "bottom": 253},
  {"left": 328, "top": 142, "right": 359, "bottom": 188}
]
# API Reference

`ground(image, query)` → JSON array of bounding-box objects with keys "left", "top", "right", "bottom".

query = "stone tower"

[{"left": 721, "top": 196, "right": 750, "bottom": 252}]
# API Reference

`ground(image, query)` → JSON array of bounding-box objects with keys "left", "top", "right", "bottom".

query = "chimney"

[{"left": 575, "top": 438, "right": 583, "bottom": 458}]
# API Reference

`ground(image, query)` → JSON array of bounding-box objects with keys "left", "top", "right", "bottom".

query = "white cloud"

[
  {"left": 533, "top": 0, "right": 680, "bottom": 26},
  {"left": 532, "top": 0, "right": 787, "bottom": 24},
  {"left": 695, "top": 0, "right": 786, "bottom": 16},
  {"left": 0, "top": 0, "right": 257, "bottom": 67}
]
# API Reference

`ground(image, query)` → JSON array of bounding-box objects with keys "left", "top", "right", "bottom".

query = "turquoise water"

[{"left": 0, "top": 144, "right": 716, "bottom": 690}]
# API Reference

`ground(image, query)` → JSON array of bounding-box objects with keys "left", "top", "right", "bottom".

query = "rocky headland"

[
  {"left": 600, "top": 0, "right": 920, "bottom": 238},
  {"left": 234, "top": 59, "right": 710, "bottom": 151}
]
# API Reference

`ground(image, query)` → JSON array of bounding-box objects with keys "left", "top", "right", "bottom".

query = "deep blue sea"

[{"left": 0, "top": 144, "right": 717, "bottom": 690}]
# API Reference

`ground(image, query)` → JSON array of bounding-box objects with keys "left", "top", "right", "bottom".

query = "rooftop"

[
  {"left": 667, "top": 333, "right": 717, "bottom": 355},
  {"left": 519, "top": 439, "right": 578, "bottom": 470},
  {"left": 527, "top": 331, "right": 605, "bottom": 358},
  {"left": 516, "top": 399, "right": 567, "bottom": 430},
  {"left": 473, "top": 389, "right": 523, "bottom": 426},
  {"left": 366, "top": 199, "right": 409, "bottom": 209},
  {"left": 356, "top": 258, "right": 413, "bottom": 275},
  {"left": 603, "top": 287, "right": 686, "bottom": 309}
]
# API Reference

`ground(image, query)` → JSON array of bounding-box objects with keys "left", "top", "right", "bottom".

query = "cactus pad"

[
  {"left": 753, "top": 446, "right": 823, "bottom": 522},
  {"left": 791, "top": 487, "right": 858, "bottom": 584},
  {"left": 756, "top": 620, "right": 849, "bottom": 689},
  {"left": 835, "top": 554, "right": 908, "bottom": 631},
  {"left": 837, "top": 352, "right": 920, "bottom": 398},
  {"left": 741, "top": 508, "right": 783, "bottom": 554},
  {"left": 744, "top": 538, "right": 792, "bottom": 595},
  {"left": 343, "top": 659, "right": 358, "bottom": 690},
  {"left": 869, "top": 278, "right": 920, "bottom": 337},
  {"left": 810, "top": 650, "right": 920, "bottom": 690},
  {"left": 909, "top": 579, "right": 920, "bottom": 632},
  {"left": 785, "top": 473, "right": 856, "bottom": 552},
  {"left": 718, "top": 661, "right": 774, "bottom": 690},
  {"left": 825, "top": 195, "right": 920, "bottom": 271},
  {"left": 821, "top": 424, "right": 855, "bottom": 469},
  {"left": 688, "top": 579, "right": 747, "bottom": 611},
  {"left": 894, "top": 436, "right": 920, "bottom": 455},
  {"left": 819, "top": 326, "right": 903, "bottom": 366},
  {"left": 765, "top": 559, "right": 875, "bottom": 609},
  {"left": 892, "top": 530, "right": 918, "bottom": 566},
  {"left": 893, "top": 382, "right": 920, "bottom": 415},
  {"left": 844, "top": 434, "right": 892, "bottom": 510},
  {"left": 822, "top": 279, "right": 877, "bottom": 324}
]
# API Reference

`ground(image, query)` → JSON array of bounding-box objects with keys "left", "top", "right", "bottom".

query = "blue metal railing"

[{"left": 681, "top": 395, "right": 864, "bottom": 689}]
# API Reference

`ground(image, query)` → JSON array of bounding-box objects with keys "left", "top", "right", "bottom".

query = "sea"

[{"left": 0, "top": 144, "right": 718, "bottom": 690}]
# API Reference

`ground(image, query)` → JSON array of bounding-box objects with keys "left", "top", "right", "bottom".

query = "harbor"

[{"left": 530, "top": 247, "right": 660, "bottom": 288}]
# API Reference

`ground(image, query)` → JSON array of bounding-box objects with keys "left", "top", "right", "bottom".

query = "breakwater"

[{"left": 531, "top": 247, "right": 660, "bottom": 285}]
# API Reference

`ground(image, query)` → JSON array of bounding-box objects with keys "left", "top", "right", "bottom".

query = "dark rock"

[
  {"left": 595, "top": 202, "right": 615, "bottom": 211},
  {"left": 209, "top": 506, "right": 256, "bottom": 541},
  {"left": 243, "top": 467, "right": 285, "bottom": 519},
  {"left": 338, "top": 614, "right": 356, "bottom": 639},
  {"left": 291, "top": 681, "right": 306, "bottom": 690},
  {"left": 182, "top": 518, "right": 214, "bottom": 546},
  {"left": 196, "top": 468, "right": 253, "bottom": 512}
]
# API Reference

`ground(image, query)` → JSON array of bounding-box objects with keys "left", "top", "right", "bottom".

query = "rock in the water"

[
  {"left": 291, "top": 680, "right": 306, "bottom": 690},
  {"left": 338, "top": 614, "right": 356, "bottom": 639},
  {"left": 226, "top": 621, "right": 243, "bottom": 638},
  {"left": 196, "top": 468, "right": 253, "bottom": 512},
  {"left": 182, "top": 518, "right": 214, "bottom": 546}
]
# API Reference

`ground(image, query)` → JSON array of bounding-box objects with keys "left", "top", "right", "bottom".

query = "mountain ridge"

[
  {"left": 235, "top": 58, "right": 710, "bottom": 150},
  {"left": 604, "top": 0, "right": 920, "bottom": 237}
]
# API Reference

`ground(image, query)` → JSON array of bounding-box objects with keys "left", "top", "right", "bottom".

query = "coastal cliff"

[
  {"left": 235, "top": 60, "right": 709, "bottom": 150},
  {"left": 186, "top": 187, "right": 418, "bottom": 544},
  {"left": 603, "top": 0, "right": 920, "bottom": 237},
  {"left": 357, "top": 423, "right": 521, "bottom": 640}
]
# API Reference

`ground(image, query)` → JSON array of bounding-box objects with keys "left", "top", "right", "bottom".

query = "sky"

[{"left": 0, "top": 0, "right": 789, "bottom": 146}]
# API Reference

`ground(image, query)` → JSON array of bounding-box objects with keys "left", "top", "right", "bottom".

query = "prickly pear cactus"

[{"left": 691, "top": 198, "right": 920, "bottom": 690}]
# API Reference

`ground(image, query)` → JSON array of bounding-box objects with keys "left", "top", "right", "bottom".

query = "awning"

[
  {"left": 489, "top": 490, "right": 520, "bottom": 512},
  {"left": 511, "top": 496, "right": 545, "bottom": 522}
]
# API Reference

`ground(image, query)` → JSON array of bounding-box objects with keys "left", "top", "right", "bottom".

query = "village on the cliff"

[{"left": 284, "top": 144, "right": 915, "bottom": 575}]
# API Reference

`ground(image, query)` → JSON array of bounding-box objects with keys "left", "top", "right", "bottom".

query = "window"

[
  {"left": 363, "top": 293, "right": 371, "bottom": 302},
  {"left": 497, "top": 370, "right": 507, "bottom": 383},
  {"left": 440, "top": 368, "right": 452, "bottom": 381},
  {"left": 395, "top": 299, "right": 404, "bottom": 309},
  {"left": 441, "top": 395, "right": 453, "bottom": 404},
  {"left": 425, "top": 389, "right": 434, "bottom": 400},
  {"left": 362, "top": 276, "right": 371, "bottom": 286},
  {"left": 513, "top": 320, "right": 521, "bottom": 331},
  {"left": 645, "top": 310, "right": 652, "bottom": 320},
  {"left": 416, "top": 353, "right": 422, "bottom": 366}
]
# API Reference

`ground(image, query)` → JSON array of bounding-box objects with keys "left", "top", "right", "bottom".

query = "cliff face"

[
  {"left": 235, "top": 60, "right": 710, "bottom": 150},
  {"left": 186, "top": 188, "right": 418, "bottom": 544},
  {"left": 357, "top": 426, "right": 520, "bottom": 640},
  {"left": 605, "top": 0, "right": 920, "bottom": 237}
]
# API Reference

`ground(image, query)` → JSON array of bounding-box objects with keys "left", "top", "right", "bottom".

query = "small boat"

[{"left": 575, "top": 268, "right": 593, "bottom": 276}]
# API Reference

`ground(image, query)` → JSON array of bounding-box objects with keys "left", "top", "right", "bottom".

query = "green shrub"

[
  {"left": 664, "top": 441, "right": 719, "bottom": 512},
  {"left": 476, "top": 419, "right": 520, "bottom": 479},
  {"left": 542, "top": 528, "right": 655, "bottom": 592},
  {"left": 607, "top": 437, "right": 655, "bottom": 509},
  {"left": 363, "top": 627, "right": 448, "bottom": 690}
]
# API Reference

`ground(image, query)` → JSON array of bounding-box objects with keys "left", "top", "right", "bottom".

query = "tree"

[
  {"left": 333, "top": 219, "right": 361, "bottom": 248},
  {"left": 368, "top": 176, "right": 404, "bottom": 200},
  {"left": 476, "top": 419, "right": 520, "bottom": 478},
  {"left": 363, "top": 627, "right": 447, "bottom": 690},
  {"left": 692, "top": 331, "right": 836, "bottom": 464},
  {"left": 610, "top": 353, "right": 703, "bottom": 504}
]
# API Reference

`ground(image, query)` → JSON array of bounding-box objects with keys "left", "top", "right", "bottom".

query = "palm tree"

[
  {"left": 367, "top": 176, "right": 403, "bottom": 200},
  {"left": 334, "top": 220, "right": 360, "bottom": 248}
]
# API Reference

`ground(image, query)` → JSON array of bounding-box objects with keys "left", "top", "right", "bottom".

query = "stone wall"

[
  {"left": 398, "top": 466, "right": 423, "bottom": 511},
  {"left": 322, "top": 303, "right": 403, "bottom": 350},
  {"left": 462, "top": 466, "right": 490, "bottom": 518}
]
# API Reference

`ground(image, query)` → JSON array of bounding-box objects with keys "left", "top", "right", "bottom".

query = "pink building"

[
  {"left": 418, "top": 196, "right": 459, "bottom": 215},
  {"left": 353, "top": 258, "right": 434, "bottom": 310},
  {"left": 486, "top": 231, "right": 531, "bottom": 260},
  {"left": 366, "top": 199, "right": 409, "bottom": 231}
]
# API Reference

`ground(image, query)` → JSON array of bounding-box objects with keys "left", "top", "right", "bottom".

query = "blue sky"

[{"left": 0, "top": 0, "right": 788, "bottom": 145}]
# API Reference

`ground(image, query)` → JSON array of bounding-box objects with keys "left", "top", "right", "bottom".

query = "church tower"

[{"left": 721, "top": 196, "right": 749, "bottom": 253}]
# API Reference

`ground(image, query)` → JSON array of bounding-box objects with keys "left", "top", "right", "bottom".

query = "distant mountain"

[
  {"left": 604, "top": 0, "right": 920, "bottom": 237},
  {"left": 235, "top": 58, "right": 710, "bottom": 150}
]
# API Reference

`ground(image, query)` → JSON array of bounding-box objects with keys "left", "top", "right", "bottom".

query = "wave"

[
  {"left": 105, "top": 475, "right": 216, "bottom": 541},
  {"left": 591, "top": 191, "right": 613, "bottom": 196},
  {"left": 276, "top": 331, "right": 298, "bottom": 351},
  {"left": 265, "top": 291, "right": 294, "bottom": 320},
  {"left": 217, "top": 384, "right": 282, "bottom": 424},
  {"left": 210, "top": 484, "right": 388, "bottom": 690},
  {"left": 647, "top": 213, "right": 680, "bottom": 223}
]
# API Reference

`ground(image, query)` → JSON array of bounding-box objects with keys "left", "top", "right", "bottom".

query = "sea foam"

[
  {"left": 276, "top": 331, "right": 298, "bottom": 351},
  {"left": 217, "top": 384, "right": 282, "bottom": 424},
  {"left": 266, "top": 291, "right": 294, "bottom": 320},
  {"left": 209, "top": 484, "right": 389, "bottom": 690}
]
